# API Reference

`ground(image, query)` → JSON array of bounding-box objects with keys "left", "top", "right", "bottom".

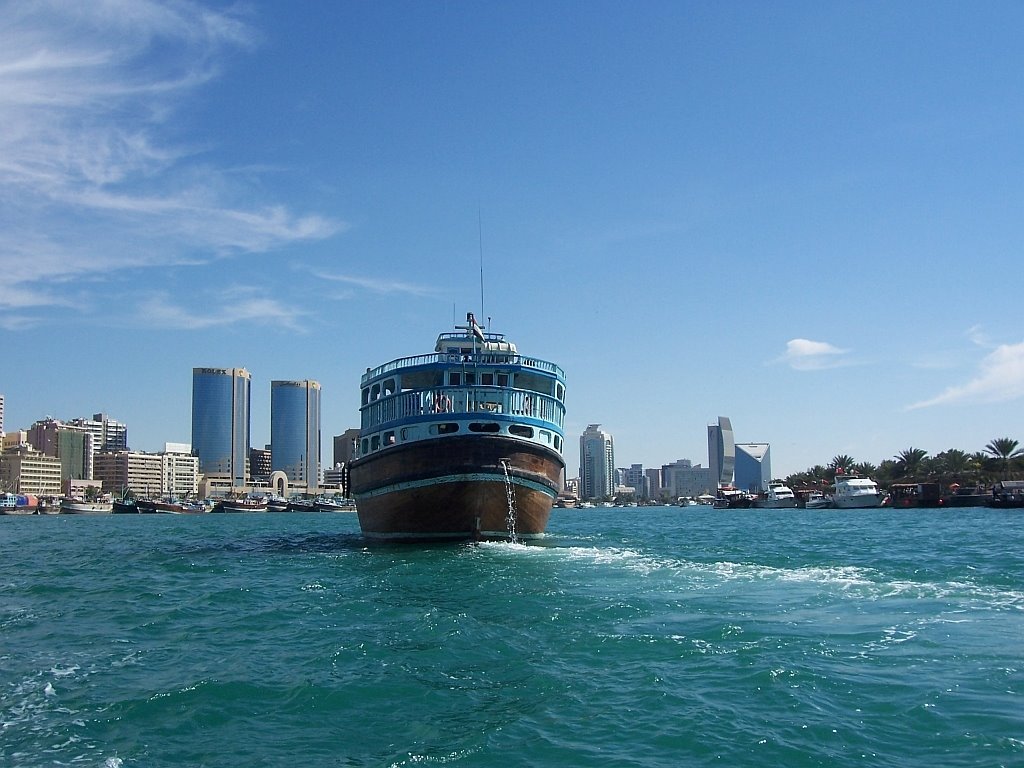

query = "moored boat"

[
  {"left": 752, "top": 480, "right": 799, "bottom": 509},
  {"left": 112, "top": 498, "right": 138, "bottom": 514},
  {"left": 60, "top": 498, "right": 114, "bottom": 514},
  {"left": 265, "top": 495, "right": 290, "bottom": 513},
  {"left": 887, "top": 482, "right": 943, "bottom": 508},
  {"left": 348, "top": 312, "right": 566, "bottom": 541},
  {"left": 831, "top": 474, "right": 884, "bottom": 508},
  {"left": 990, "top": 480, "right": 1024, "bottom": 508},
  {"left": 714, "top": 486, "right": 752, "bottom": 509},
  {"left": 803, "top": 490, "right": 831, "bottom": 509},
  {"left": 314, "top": 495, "right": 356, "bottom": 512},
  {"left": 215, "top": 497, "right": 268, "bottom": 513}
]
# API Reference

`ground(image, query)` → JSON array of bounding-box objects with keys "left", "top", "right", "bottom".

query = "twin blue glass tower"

[{"left": 191, "top": 368, "right": 320, "bottom": 489}]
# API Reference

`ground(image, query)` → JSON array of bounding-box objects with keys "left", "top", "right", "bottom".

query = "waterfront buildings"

[
  {"left": 28, "top": 418, "right": 94, "bottom": 481},
  {"left": 708, "top": 416, "right": 735, "bottom": 488},
  {"left": 93, "top": 445, "right": 200, "bottom": 498},
  {"left": 618, "top": 463, "right": 651, "bottom": 499},
  {"left": 333, "top": 428, "right": 360, "bottom": 467},
  {"left": 0, "top": 446, "right": 62, "bottom": 496},
  {"left": 580, "top": 424, "right": 615, "bottom": 500},
  {"left": 270, "top": 380, "right": 321, "bottom": 486},
  {"left": 191, "top": 367, "right": 251, "bottom": 488},
  {"left": 68, "top": 413, "right": 128, "bottom": 453},
  {"left": 249, "top": 447, "right": 273, "bottom": 479},
  {"left": 735, "top": 443, "right": 771, "bottom": 493},
  {"left": 661, "top": 458, "right": 717, "bottom": 499}
]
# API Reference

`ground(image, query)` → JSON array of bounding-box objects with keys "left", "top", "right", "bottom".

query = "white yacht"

[
  {"left": 752, "top": 480, "right": 799, "bottom": 509},
  {"left": 831, "top": 474, "right": 883, "bottom": 508}
]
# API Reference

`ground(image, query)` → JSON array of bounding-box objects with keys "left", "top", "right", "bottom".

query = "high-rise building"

[
  {"left": 708, "top": 416, "right": 735, "bottom": 488},
  {"left": 580, "top": 424, "right": 615, "bottom": 500},
  {"left": 735, "top": 443, "right": 771, "bottom": 493},
  {"left": 28, "top": 418, "right": 93, "bottom": 480},
  {"left": 333, "top": 428, "right": 360, "bottom": 466},
  {"left": 249, "top": 447, "right": 273, "bottom": 479},
  {"left": 271, "top": 380, "right": 321, "bottom": 486},
  {"left": 192, "top": 367, "right": 251, "bottom": 487},
  {"left": 0, "top": 393, "right": 5, "bottom": 433},
  {"left": 68, "top": 413, "right": 128, "bottom": 452}
]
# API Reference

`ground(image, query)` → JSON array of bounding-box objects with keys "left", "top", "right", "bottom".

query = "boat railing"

[
  {"left": 361, "top": 352, "right": 564, "bottom": 384},
  {"left": 361, "top": 386, "right": 565, "bottom": 430}
]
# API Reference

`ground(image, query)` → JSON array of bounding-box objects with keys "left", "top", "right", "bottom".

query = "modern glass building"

[
  {"left": 580, "top": 424, "right": 615, "bottom": 500},
  {"left": 271, "top": 380, "right": 321, "bottom": 485},
  {"left": 735, "top": 443, "right": 771, "bottom": 493},
  {"left": 191, "top": 367, "right": 251, "bottom": 487},
  {"left": 708, "top": 416, "right": 735, "bottom": 488}
]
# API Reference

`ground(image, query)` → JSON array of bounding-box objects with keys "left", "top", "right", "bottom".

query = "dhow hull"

[{"left": 350, "top": 436, "right": 563, "bottom": 541}]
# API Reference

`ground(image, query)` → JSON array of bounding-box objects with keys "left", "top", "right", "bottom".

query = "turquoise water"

[{"left": 2, "top": 507, "right": 1022, "bottom": 767}]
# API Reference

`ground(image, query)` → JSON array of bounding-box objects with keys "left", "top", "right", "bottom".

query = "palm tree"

[
  {"left": 894, "top": 448, "right": 928, "bottom": 480},
  {"left": 853, "top": 461, "right": 877, "bottom": 477},
  {"left": 829, "top": 455, "right": 856, "bottom": 473},
  {"left": 984, "top": 438, "right": 1023, "bottom": 479}
]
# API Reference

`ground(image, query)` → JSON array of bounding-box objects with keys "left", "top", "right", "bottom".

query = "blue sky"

[{"left": 2, "top": 1, "right": 1023, "bottom": 479}]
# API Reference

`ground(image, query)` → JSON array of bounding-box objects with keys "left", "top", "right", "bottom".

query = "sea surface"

[{"left": 2, "top": 506, "right": 1022, "bottom": 768}]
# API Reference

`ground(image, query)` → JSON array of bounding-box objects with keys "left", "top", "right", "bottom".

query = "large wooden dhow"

[{"left": 349, "top": 313, "right": 566, "bottom": 541}]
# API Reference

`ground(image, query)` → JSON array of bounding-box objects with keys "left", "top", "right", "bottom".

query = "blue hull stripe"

[{"left": 356, "top": 472, "right": 557, "bottom": 500}]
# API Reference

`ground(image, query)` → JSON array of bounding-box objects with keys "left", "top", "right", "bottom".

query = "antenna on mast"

[{"left": 478, "top": 209, "right": 485, "bottom": 322}]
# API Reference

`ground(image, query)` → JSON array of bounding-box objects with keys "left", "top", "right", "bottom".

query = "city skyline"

[{"left": 2, "top": 3, "right": 1023, "bottom": 479}]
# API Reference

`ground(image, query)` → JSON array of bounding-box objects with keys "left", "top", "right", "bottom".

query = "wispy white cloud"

[
  {"left": 907, "top": 341, "right": 1024, "bottom": 409},
  {"left": 137, "top": 289, "right": 309, "bottom": 333},
  {"left": 777, "top": 338, "right": 850, "bottom": 371},
  {"left": 0, "top": 1, "right": 341, "bottom": 318},
  {"left": 310, "top": 270, "right": 438, "bottom": 297}
]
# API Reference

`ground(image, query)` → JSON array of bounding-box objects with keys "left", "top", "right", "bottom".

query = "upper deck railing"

[
  {"left": 361, "top": 351, "right": 564, "bottom": 385},
  {"left": 361, "top": 386, "right": 565, "bottom": 431}
]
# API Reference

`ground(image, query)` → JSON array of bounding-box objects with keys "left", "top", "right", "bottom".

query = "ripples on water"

[{"left": 2, "top": 508, "right": 1022, "bottom": 767}]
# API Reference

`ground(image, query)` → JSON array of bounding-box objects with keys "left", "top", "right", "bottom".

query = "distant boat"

[
  {"left": 714, "top": 486, "right": 752, "bottom": 509},
  {"left": 287, "top": 497, "right": 316, "bottom": 513},
  {"left": 348, "top": 312, "right": 566, "bottom": 541},
  {"left": 752, "top": 480, "right": 799, "bottom": 509},
  {"left": 831, "top": 474, "right": 884, "bottom": 509},
  {"left": 887, "top": 482, "right": 943, "bottom": 508},
  {"left": 990, "top": 480, "right": 1024, "bottom": 509},
  {"left": 944, "top": 484, "right": 991, "bottom": 507},
  {"left": 803, "top": 490, "right": 831, "bottom": 509},
  {"left": 112, "top": 498, "right": 138, "bottom": 514},
  {"left": 215, "top": 497, "right": 268, "bottom": 513},
  {"left": 60, "top": 498, "right": 113, "bottom": 514},
  {"left": 265, "top": 495, "right": 290, "bottom": 513},
  {"left": 314, "top": 495, "right": 356, "bottom": 512}
]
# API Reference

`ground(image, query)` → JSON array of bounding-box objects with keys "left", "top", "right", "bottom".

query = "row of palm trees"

[{"left": 783, "top": 438, "right": 1024, "bottom": 490}]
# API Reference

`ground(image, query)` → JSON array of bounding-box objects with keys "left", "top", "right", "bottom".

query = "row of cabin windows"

[
  {"left": 360, "top": 425, "right": 563, "bottom": 455},
  {"left": 363, "top": 373, "right": 565, "bottom": 405}
]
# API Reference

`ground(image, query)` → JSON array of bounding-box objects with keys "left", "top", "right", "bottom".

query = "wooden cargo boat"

[{"left": 348, "top": 313, "right": 566, "bottom": 541}]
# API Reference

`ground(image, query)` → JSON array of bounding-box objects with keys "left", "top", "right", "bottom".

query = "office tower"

[
  {"left": 0, "top": 393, "right": 5, "bottom": 433},
  {"left": 580, "top": 424, "right": 615, "bottom": 500},
  {"left": 249, "top": 447, "right": 273, "bottom": 479},
  {"left": 192, "top": 367, "right": 251, "bottom": 487},
  {"left": 271, "top": 380, "right": 321, "bottom": 486},
  {"left": 735, "top": 443, "right": 771, "bottom": 493},
  {"left": 660, "top": 458, "right": 717, "bottom": 499},
  {"left": 68, "top": 413, "right": 128, "bottom": 452},
  {"left": 27, "top": 418, "right": 93, "bottom": 480},
  {"left": 708, "top": 416, "right": 735, "bottom": 488},
  {"left": 333, "top": 428, "right": 360, "bottom": 466}
]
